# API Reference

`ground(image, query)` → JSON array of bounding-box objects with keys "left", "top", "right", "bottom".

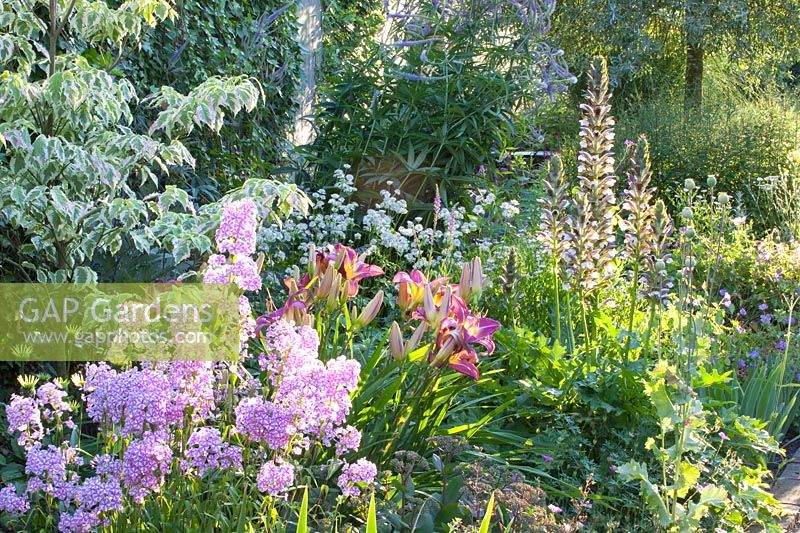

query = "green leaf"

[
  {"left": 366, "top": 493, "right": 377, "bottom": 533},
  {"left": 478, "top": 492, "right": 494, "bottom": 533},
  {"left": 296, "top": 488, "right": 308, "bottom": 533}
]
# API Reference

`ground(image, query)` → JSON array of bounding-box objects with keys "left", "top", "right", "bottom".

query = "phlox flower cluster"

[
  {"left": 122, "top": 432, "right": 173, "bottom": 503},
  {"left": 182, "top": 427, "right": 243, "bottom": 476},
  {"left": 6, "top": 379, "right": 72, "bottom": 450},
  {"left": 238, "top": 319, "right": 374, "bottom": 496},
  {"left": 0, "top": 200, "right": 377, "bottom": 530},
  {"left": 204, "top": 199, "right": 262, "bottom": 292},
  {"left": 337, "top": 458, "right": 378, "bottom": 497},
  {"left": 0, "top": 485, "right": 28, "bottom": 516}
]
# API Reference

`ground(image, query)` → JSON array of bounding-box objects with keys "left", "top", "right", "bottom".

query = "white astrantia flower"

[{"left": 257, "top": 166, "right": 541, "bottom": 275}]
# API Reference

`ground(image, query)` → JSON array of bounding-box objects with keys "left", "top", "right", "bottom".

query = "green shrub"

[
  {"left": 129, "top": 0, "right": 301, "bottom": 198},
  {"left": 616, "top": 72, "right": 800, "bottom": 223}
]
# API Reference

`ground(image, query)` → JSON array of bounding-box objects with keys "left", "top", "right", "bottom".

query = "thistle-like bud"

[{"left": 433, "top": 185, "right": 442, "bottom": 228}]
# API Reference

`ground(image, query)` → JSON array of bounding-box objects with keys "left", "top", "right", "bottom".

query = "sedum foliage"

[{"left": 0, "top": 0, "right": 304, "bottom": 282}]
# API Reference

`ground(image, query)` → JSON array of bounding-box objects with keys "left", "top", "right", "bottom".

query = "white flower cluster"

[
  {"left": 259, "top": 168, "right": 359, "bottom": 263},
  {"left": 361, "top": 188, "right": 482, "bottom": 269},
  {"left": 257, "top": 167, "right": 529, "bottom": 274}
]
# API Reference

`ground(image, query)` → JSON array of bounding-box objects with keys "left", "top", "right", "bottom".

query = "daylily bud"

[
  {"left": 326, "top": 276, "right": 341, "bottom": 313},
  {"left": 354, "top": 291, "right": 384, "bottom": 329},
  {"left": 437, "top": 286, "right": 452, "bottom": 325},
  {"left": 389, "top": 321, "right": 404, "bottom": 361},
  {"left": 432, "top": 337, "right": 457, "bottom": 366},
  {"left": 470, "top": 257, "right": 485, "bottom": 301},
  {"left": 405, "top": 321, "right": 426, "bottom": 355},
  {"left": 459, "top": 257, "right": 486, "bottom": 304},
  {"left": 306, "top": 244, "right": 317, "bottom": 277},
  {"left": 423, "top": 285, "right": 437, "bottom": 323},
  {"left": 284, "top": 277, "right": 299, "bottom": 294},
  {"left": 459, "top": 261, "right": 472, "bottom": 297},
  {"left": 316, "top": 264, "right": 335, "bottom": 300}
]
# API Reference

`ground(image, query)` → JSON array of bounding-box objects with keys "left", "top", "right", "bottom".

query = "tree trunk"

[
  {"left": 684, "top": 42, "right": 704, "bottom": 113},
  {"left": 292, "top": 0, "right": 322, "bottom": 146}
]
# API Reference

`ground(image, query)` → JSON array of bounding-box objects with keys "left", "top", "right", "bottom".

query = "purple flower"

[
  {"left": 58, "top": 508, "right": 103, "bottom": 533},
  {"left": 541, "top": 455, "right": 554, "bottom": 462},
  {"left": 235, "top": 397, "right": 295, "bottom": 450},
  {"left": 738, "top": 358, "right": 746, "bottom": 368},
  {"left": 84, "top": 365, "right": 177, "bottom": 437},
  {"left": 75, "top": 475, "right": 123, "bottom": 514},
  {"left": 759, "top": 303, "right": 769, "bottom": 311},
  {"left": 720, "top": 291, "right": 732, "bottom": 308},
  {"left": 748, "top": 349, "right": 760, "bottom": 359},
  {"left": 718, "top": 431, "right": 729, "bottom": 441},
  {"left": 548, "top": 504, "right": 563, "bottom": 514},
  {"left": 5, "top": 394, "right": 43, "bottom": 450},
  {"left": 36, "top": 382, "right": 71, "bottom": 420},
  {"left": 333, "top": 426, "right": 362, "bottom": 456},
  {"left": 761, "top": 314, "right": 773, "bottom": 325},
  {"left": 256, "top": 458, "right": 295, "bottom": 496},
  {"left": 122, "top": 432, "right": 173, "bottom": 503},
  {"left": 0, "top": 484, "right": 28, "bottom": 516},
  {"left": 182, "top": 427, "right": 242, "bottom": 476},
  {"left": 338, "top": 458, "right": 377, "bottom": 497},
  {"left": 739, "top": 308, "right": 747, "bottom": 317},
  {"left": 777, "top": 340, "right": 788, "bottom": 351},
  {"left": 215, "top": 199, "right": 258, "bottom": 257},
  {"left": 25, "top": 444, "right": 81, "bottom": 500}
]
